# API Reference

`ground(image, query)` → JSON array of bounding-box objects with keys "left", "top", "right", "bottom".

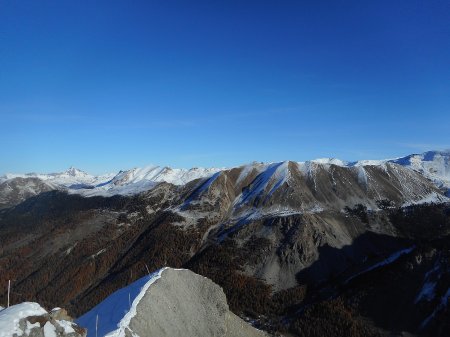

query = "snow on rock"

[
  {"left": 0, "top": 302, "right": 47, "bottom": 337},
  {"left": 76, "top": 269, "right": 166, "bottom": 337},
  {"left": 76, "top": 268, "right": 267, "bottom": 337},
  {"left": 43, "top": 321, "right": 58, "bottom": 337},
  {"left": 234, "top": 161, "right": 291, "bottom": 209},
  {"left": 391, "top": 150, "right": 450, "bottom": 194},
  {"left": 235, "top": 162, "right": 267, "bottom": 186},
  {"left": 0, "top": 302, "right": 85, "bottom": 337}
]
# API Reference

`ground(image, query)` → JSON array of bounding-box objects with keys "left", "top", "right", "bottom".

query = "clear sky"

[{"left": 1, "top": 0, "right": 449, "bottom": 174}]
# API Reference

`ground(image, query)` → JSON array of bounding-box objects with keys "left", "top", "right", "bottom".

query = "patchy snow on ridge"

[
  {"left": 390, "top": 150, "right": 450, "bottom": 195},
  {"left": 402, "top": 192, "right": 449, "bottom": 207},
  {"left": 234, "top": 161, "right": 291, "bottom": 209}
]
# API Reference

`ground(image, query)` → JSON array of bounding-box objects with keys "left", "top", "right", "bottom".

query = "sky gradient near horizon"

[{"left": 1, "top": 0, "right": 449, "bottom": 174}]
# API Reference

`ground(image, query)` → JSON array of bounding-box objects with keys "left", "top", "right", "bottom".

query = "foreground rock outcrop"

[
  {"left": 0, "top": 303, "right": 86, "bottom": 337},
  {"left": 77, "top": 267, "right": 267, "bottom": 337}
]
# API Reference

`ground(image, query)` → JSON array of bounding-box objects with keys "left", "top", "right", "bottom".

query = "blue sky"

[{"left": 1, "top": 0, "right": 449, "bottom": 174}]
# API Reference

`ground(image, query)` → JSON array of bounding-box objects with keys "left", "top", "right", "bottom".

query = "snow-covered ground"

[
  {"left": 0, "top": 302, "right": 48, "bottom": 337},
  {"left": 0, "top": 302, "right": 80, "bottom": 337}
]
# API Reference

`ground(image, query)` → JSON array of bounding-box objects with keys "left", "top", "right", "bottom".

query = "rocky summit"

[{"left": 77, "top": 268, "right": 267, "bottom": 337}]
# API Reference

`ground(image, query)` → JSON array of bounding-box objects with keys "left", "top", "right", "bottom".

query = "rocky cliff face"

[
  {"left": 0, "top": 303, "right": 86, "bottom": 337},
  {"left": 77, "top": 268, "right": 267, "bottom": 337}
]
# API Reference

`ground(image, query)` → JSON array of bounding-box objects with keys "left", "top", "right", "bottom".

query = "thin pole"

[
  {"left": 144, "top": 263, "right": 150, "bottom": 274},
  {"left": 7, "top": 280, "right": 10, "bottom": 308},
  {"left": 96, "top": 314, "right": 98, "bottom": 337},
  {"left": 128, "top": 293, "right": 131, "bottom": 309}
]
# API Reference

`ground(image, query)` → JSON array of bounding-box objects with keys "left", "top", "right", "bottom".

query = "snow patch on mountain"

[
  {"left": 345, "top": 246, "right": 415, "bottom": 284},
  {"left": 421, "top": 287, "right": 450, "bottom": 329}
]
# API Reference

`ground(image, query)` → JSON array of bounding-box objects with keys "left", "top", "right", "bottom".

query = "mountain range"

[
  {"left": 0, "top": 150, "right": 449, "bottom": 336},
  {"left": 1, "top": 150, "right": 449, "bottom": 209}
]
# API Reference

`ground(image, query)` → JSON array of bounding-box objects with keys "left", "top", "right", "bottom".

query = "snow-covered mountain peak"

[
  {"left": 352, "top": 159, "right": 387, "bottom": 167},
  {"left": 64, "top": 166, "right": 89, "bottom": 177},
  {"left": 309, "top": 158, "right": 349, "bottom": 166},
  {"left": 108, "top": 165, "right": 222, "bottom": 187}
]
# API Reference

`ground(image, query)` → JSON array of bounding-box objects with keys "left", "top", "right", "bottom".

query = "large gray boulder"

[
  {"left": 127, "top": 268, "right": 267, "bottom": 337},
  {"left": 77, "top": 267, "right": 268, "bottom": 337}
]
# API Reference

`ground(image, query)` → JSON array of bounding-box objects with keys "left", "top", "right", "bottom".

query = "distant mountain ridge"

[
  {"left": 0, "top": 151, "right": 450, "bottom": 208},
  {"left": 1, "top": 151, "right": 449, "bottom": 203}
]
